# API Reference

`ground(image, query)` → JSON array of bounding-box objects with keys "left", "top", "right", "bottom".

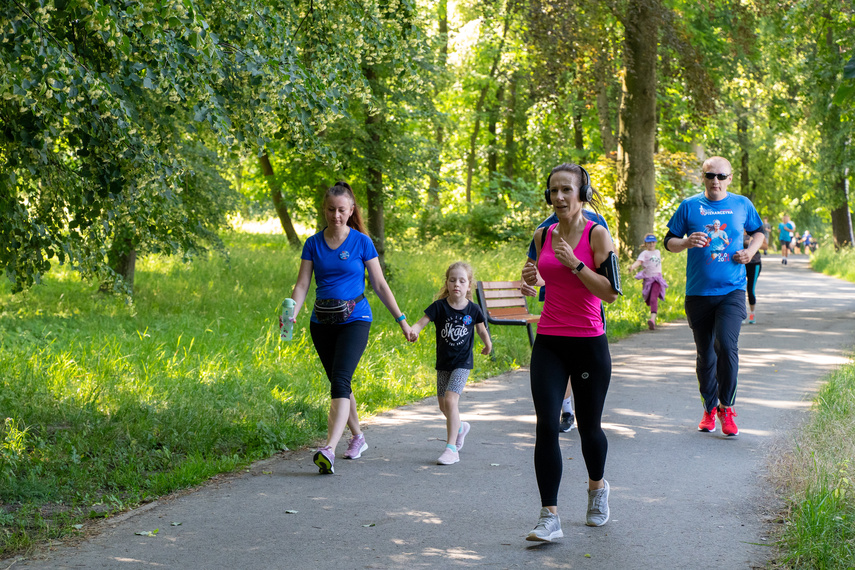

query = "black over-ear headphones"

[{"left": 545, "top": 165, "right": 593, "bottom": 205}]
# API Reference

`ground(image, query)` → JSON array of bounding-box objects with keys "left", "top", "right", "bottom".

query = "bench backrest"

[{"left": 476, "top": 280, "right": 534, "bottom": 320}]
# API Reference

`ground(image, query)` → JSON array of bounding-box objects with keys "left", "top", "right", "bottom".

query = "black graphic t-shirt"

[{"left": 424, "top": 299, "right": 485, "bottom": 371}]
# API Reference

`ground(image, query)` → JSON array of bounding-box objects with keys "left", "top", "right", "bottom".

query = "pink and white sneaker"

[
  {"left": 313, "top": 446, "right": 334, "bottom": 474},
  {"left": 455, "top": 422, "right": 471, "bottom": 451},
  {"left": 437, "top": 446, "right": 459, "bottom": 465},
  {"left": 343, "top": 433, "right": 368, "bottom": 459}
]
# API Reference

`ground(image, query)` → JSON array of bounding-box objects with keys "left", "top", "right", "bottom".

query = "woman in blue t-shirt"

[{"left": 290, "top": 182, "right": 412, "bottom": 475}]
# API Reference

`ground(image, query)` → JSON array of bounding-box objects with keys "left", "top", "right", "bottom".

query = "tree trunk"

[
  {"left": 615, "top": 0, "right": 658, "bottom": 257},
  {"left": 830, "top": 169, "right": 854, "bottom": 248},
  {"left": 503, "top": 73, "right": 518, "bottom": 183},
  {"left": 573, "top": 90, "right": 585, "bottom": 152},
  {"left": 465, "top": 88, "right": 488, "bottom": 205},
  {"left": 736, "top": 105, "right": 752, "bottom": 202},
  {"left": 595, "top": 52, "right": 617, "bottom": 154},
  {"left": 464, "top": 17, "right": 509, "bottom": 204},
  {"left": 364, "top": 66, "right": 387, "bottom": 271},
  {"left": 100, "top": 233, "right": 136, "bottom": 293},
  {"left": 819, "top": 23, "right": 854, "bottom": 249},
  {"left": 428, "top": 0, "right": 449, "bottom": 207},
  {"left": 487, "top": 86, "right": 503, "bottom": 187},
  {"left": 259, "top": 153, "right": 301, "bottom": 248},
  {"left": 315, "top": 179, "right": 327, "bottom": 233}
]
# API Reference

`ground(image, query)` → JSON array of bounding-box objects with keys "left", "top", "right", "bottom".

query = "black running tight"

[
  {"left": 530, "top": 334, "right": 611, "bottom": 507},
  {"left": 310, "top": 320, "right": 371, "bottom": 399},
  {"left": 745, "top": 262, "right": 761, "bottom": 306}
]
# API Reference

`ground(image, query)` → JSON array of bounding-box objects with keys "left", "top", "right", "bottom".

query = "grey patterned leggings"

[{"left": 436, "top": 368, "right": 470, "bottom": 398}]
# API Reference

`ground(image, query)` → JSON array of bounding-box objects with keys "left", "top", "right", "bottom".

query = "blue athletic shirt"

[
  {"left": 667, "top": 192, "right": 763, "bottom": 296},
  {"left": 301, "top": 228, "right": 378, "bottom": 323},
  {"left": 778, "top": 222, "right": 795, "bottom": 241}
]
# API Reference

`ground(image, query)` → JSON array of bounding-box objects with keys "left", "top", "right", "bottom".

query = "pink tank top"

[{"left": 537, "top": 221, "right": 604, "bottom": 337}]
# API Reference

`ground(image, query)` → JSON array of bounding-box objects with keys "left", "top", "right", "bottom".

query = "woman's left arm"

[
  {"left": 365, "top": 257, "right": 412, "bottom": 339},
  {"left": 585, "top": 225, "right": 620, "bottom": 304}
]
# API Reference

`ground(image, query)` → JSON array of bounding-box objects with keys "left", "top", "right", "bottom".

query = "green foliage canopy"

[{"left": 0, "top": 0, "right": 423, "bottom": 292}]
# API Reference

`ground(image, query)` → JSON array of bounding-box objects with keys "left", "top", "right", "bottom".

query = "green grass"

[
  {"left": 768, "top": 244, "right": 855, "bottom": 569},
  {"left": 769, "top": 360, "right": 855, "bottom": 569},
  {"left": 810, "top": 244, "right": 855, "bottom": 282},
  {"left": 0, "top": 232, "right": 687, "bottom": 555}
]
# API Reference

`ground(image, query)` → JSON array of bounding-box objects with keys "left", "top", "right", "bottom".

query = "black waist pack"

[{"left": 314, "top": 294, "right": 365, "bottom": 324}]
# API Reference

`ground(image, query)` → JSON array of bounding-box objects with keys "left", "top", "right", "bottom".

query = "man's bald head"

[{"left": 702, "top": 157, "right": 732, "bottom": 174}]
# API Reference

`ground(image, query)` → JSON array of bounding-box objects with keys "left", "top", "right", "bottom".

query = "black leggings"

[
  {"left": 310, "top": 320, "right": 371, "bottom": 399},
  {"left": 685, "top": 290, "right": 745, "bottom": 412},
  {"left": 745, "top": 262, "right": 761, "bottom": 306},
  {"left": 530, "top": 334, "right": 611, "bottom": 507}
]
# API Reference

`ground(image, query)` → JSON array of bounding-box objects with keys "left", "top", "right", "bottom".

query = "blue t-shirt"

[
  {"left": 667, "top": 192, "right": 763, "bottom": 296},
  {"left": 778, "top": 222, "right": 795, "bottom": 241},
  {"left": 300, "top": 228, "right": 378, "bottom": 323}
]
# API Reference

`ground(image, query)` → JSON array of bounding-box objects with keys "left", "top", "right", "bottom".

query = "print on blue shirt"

[{"left": 667, "top": 193, "right": 763, "bottom": 297}]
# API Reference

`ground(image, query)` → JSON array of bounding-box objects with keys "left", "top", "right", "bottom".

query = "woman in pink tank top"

[{"left": 521, "top": 163, "right": 621, "bottom": 542}]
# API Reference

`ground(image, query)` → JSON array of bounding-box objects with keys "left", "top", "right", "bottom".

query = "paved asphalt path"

[{"left": 10, "top": 254, "right": 855, "bottom": 569}]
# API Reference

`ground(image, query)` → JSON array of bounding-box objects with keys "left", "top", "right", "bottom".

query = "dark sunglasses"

[{"left": 704, "top": 172, "right": 731, "bottom": 180}]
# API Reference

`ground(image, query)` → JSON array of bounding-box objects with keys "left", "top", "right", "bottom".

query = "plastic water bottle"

[{"left": 279, "top": 298, "right": 296, "bottom": 341}]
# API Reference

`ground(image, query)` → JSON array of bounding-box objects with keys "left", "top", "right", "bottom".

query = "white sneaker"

[
  {"left": 455, "top": 422, "right": 471, "bottom": 451},
  {"left": 586, "top": 480, "right": 610, "bottom": 526},
  {"left": 437, "top": 447, "right": 459, "bottom": 465},
  {"left": 526, "top": 507, "right": 563, "bottom": 541}
]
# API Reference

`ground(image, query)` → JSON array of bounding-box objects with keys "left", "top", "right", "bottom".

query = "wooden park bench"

[{"left": 475, "top": 280, "right": 540, "bottom": 348}]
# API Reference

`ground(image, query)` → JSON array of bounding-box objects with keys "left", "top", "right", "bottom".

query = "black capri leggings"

[
  {"left": 745, "top": 262, "right": 761, "bottom": 306},
  {"left": 530, "top": 333, "right": 611, "bottom": 507},
  {"left": 310, "top": 320, "right": 371, "bottom": 399}
]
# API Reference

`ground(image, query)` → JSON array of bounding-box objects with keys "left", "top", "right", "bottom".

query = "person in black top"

[{"left": 409, "top": 262, "right": 492, "bottom": 465}]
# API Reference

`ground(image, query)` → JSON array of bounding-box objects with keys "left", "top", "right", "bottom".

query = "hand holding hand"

[
  {"left": 522, "top": 262, "right": 538, "bottom": 286},
  {"left": 407, "top": 328, "right": 419, "bottom": 343},
  {"left": 399, "top": 322, "right": 412, "bottom": 341}
]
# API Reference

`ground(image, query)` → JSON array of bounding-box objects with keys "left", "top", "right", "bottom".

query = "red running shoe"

[
  {"left": 698, "top": 409, "right": 716, "bottom": 432},
  {"left": 718, "top": 407, "right": 739, "bottom": 436}
]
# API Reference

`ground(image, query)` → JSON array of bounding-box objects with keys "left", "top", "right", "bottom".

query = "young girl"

[
  {"left": 630, "top": 234, "right": 668, "bottom": 330},
  {"left": 408, "top": 262, "right": 492, "bottom": 465}
]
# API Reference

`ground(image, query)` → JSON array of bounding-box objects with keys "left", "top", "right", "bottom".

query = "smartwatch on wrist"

[
  {"left": 572, "top": 261, "right": 585, "bottom": 275},
  {"left": 395, "top": 314, "right": 407, "bottom": 323}
]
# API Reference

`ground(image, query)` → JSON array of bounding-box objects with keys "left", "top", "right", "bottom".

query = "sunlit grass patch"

[
  {"left": 768, "top": 359, "right": 855, "bottom": 569},
  {"left": 810, "top": 245, "right": 855, "bottom": 283}
]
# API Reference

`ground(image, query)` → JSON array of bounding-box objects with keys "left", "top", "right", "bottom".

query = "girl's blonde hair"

[{"left": 438, "top": 261, "right": 475, "bottom": 300}]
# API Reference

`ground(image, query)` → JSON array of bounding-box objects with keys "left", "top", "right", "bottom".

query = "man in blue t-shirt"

[{"left": 664, "top": 156, "right": 764, "bottom": 437}]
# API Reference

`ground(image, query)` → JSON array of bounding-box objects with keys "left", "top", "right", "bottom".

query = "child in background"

[
  {"left": 630, "top": 234, "right": 668, "bottom": 330},
  {"left": 408, "top": 262, "right": 492, "bottom": 465}
]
